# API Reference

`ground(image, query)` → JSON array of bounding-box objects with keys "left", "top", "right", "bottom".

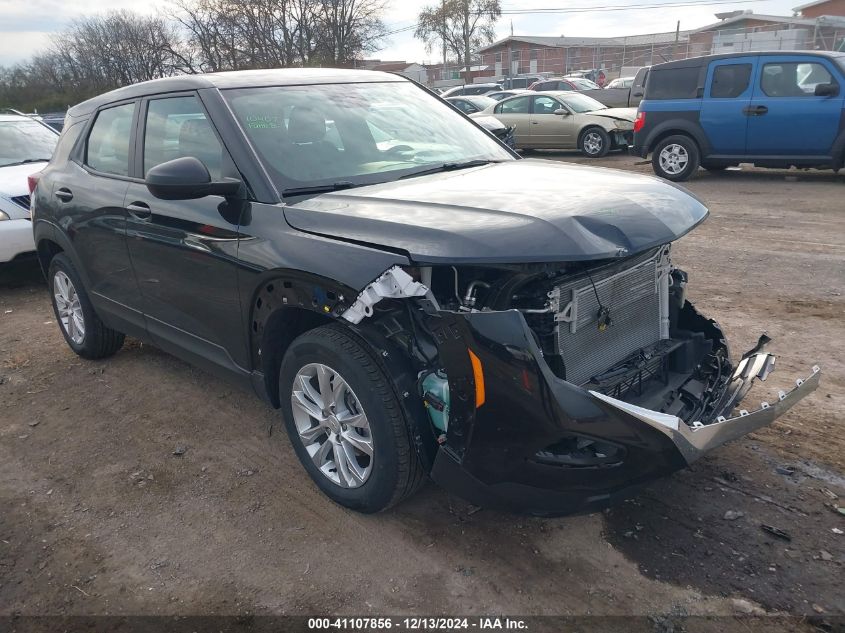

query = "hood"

[
  {"left": 589, "top": 107, "right": 637, "bottom": 122},
  {"left": 283, "top": 159, "right": 708, "bottom": 264},
  {"left": 470, "top": 115, "right": 506, "bottom": 132},
  {"left": 0, "top": 162, "right": 46, "bottom": 198}
]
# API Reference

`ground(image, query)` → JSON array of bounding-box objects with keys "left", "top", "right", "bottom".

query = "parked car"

[
  {"left": 445, "top": 95, "right": 497, "bottom": 114},
  {"left": 440, "top": 83, "right": 502, "bottom": 98},
  {"left": 501, "top": 76, "right": 542, "bottom": 90},
  {"left": 475, "top": 91, "right": 636, "bottom": 156},
  {"left": 530, "top": 77, "right": 601, "bottom": 92},
  {"left": 606, "top": 77, "right": 634, "bottom": 90},
  {"left": 471, "top": 115, "right": 516, "bottom": 149},
  {"left": 32, "top": 69, "right": 818, "bottom": 516},
  {"left": 486, "top": 89, "right": 529, "bottom": 101},
  {"left": 0, "top": 112, "right": 59, "bottom": 263},
  {"left": 544, "top": 67, "right": 650, "bottom": 109},
  {"left": 631, "top": 51, "right": 845, "bottom": 181}
]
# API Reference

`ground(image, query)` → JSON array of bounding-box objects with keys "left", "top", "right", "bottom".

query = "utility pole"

[
  {"left": 673, "top": 20, "right": 680, "bottom": 59},
  {"left": 442, "top": 0, "right": 447, "bottom": 80},
  {"left": 463, "top": 0, "right": 472, "bottom": 84}
]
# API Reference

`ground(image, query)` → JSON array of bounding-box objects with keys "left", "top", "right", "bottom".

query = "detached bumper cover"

[
  {"left": 427, "top": 309, "right": 819, "bottom": 516},
  {"left": 591, "top": 360, "right": 820, "bottom": 465}
]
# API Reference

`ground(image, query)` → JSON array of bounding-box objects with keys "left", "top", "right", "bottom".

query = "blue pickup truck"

[{"left": 631, "top": 51, "right": 845, "bottom": 181}]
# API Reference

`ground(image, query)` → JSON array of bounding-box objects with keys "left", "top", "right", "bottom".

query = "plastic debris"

[{"left": 760, "top": 524, "right": 791, "bottom": 541}]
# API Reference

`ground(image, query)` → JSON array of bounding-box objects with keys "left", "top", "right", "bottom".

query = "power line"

[{"left": 500, "top": 0, "right": 768, "bottom": 14}]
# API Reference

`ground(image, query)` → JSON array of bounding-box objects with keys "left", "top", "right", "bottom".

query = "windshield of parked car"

[
  {"left": 558, "top": 93, "right": 607, "bottom": 113},
  {"left": 0, "top": 120, "right": 59, "bottom": 167},
  {"left": 224, "top": 82, "right": 513, "bottom": 192}
]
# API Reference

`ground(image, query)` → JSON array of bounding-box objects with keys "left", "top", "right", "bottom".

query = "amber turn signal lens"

[{"left": 468, "top": 349, "right": 485, "bottom": 408}]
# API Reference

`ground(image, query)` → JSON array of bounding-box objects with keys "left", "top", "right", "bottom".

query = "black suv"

[{"left": 32, "top": 69, "right": 819, "bottom": 516}]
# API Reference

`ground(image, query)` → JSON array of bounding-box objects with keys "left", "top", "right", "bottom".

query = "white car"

[{"left": 0, "top": 113, "right": 59, "bottom": 263}]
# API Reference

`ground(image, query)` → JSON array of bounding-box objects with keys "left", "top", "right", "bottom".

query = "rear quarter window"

[{"left": 647, "top": 66, "right": 704, "bottom": 100}]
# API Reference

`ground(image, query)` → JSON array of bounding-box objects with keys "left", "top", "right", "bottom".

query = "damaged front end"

[{"left": 342, "top": 248, "right": 820, "bottom": 516}]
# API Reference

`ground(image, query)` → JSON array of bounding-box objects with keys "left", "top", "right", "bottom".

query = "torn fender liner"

[
  {"left": 341, "top": 266, "right": 428, "bottom": 324},
  {"left": 426, "top": 308, "right": 820, "bottom": 516}
]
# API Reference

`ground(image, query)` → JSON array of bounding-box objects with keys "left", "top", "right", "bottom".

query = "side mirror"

[
  {"left": 145, "top": 157, "right": 241, "bottom": 201},
  {"left": 815, "top": 83, "right": 839, "bottom": 97},
  {"left": 553, "top": 108, "right": 570, "bottom": 116}
]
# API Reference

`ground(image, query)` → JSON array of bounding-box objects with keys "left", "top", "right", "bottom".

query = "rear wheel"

[
  {"left": 279, "top": 324, "right": 424, "bottom": 513},
  {"left": 580, "top": 127, "right": 610, "bottom": 158},
  {"left": 48, "top": 253, "right": 125, "bottom": 359},
  {"left": 652, "top": 135, "right": 700, "bottom": 181}
]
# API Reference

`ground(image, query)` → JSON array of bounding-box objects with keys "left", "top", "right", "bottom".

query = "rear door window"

[
  {"left": 710, "top": 63, "right": 752, "bottom": 98},
  {"left": 647, "top": 66, "right": 704, "bottom": 99},
  {"left": 85, "top": 103, "right": 135, "bottom": 176}
]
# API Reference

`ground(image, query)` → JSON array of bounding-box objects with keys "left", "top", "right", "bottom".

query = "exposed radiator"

[{"left": 551, "top": 246, "right": 671, "bottom": 386}]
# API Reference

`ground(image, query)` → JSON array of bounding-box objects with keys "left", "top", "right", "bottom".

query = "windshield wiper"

[
  {"left": 282, "top": 181, "right": 358, "bottom": 197},
  {"left": 0, "top": 158, "right": 51, "bottom": 167},
  {"left": 399, "top": 159, "right": 502, "bottom": 180}
]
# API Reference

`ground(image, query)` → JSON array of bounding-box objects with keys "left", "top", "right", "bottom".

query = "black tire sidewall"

[
  {"left": 48, "top": 254, "right": 94, "bottom": 355},
  {"left": 278, "top": 328, "right": 404, "bottom": 513},
  {"left": 652, "top": 135, "right": 700, "bottom": 181},
  {"left": 580, "top": 127, "right": 610, "bottom": 158}
]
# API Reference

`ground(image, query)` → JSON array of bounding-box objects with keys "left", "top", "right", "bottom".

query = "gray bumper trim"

[{"left": 590, "top": 357, "right": 820, "bottom": 464}]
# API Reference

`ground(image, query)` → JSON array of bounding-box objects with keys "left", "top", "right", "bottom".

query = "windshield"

[
  {"left": 571, "top": 78, "right": 601, "bottom": 90},
  {"left": 224, "top": 82, "right": 513, "bottom": 191},
  {"left": 0, "top": 120, "right": 59, "bottom": 167},
  {"left": 559, "top": 93, "right": 607, "bottom": 113}
]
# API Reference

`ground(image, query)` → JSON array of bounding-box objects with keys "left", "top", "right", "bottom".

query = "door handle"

[
  {"left": 54, "top": 188, "right": 73, "bottom": 202},
  {"left": 531, "top": 121, "right": 540, "bottom": 125},
  {"left": 742, "top": 105, "right": 769, "bottom": 116},
  {"left": 126, "top": 202, "right": 152, "bottom": 220}
]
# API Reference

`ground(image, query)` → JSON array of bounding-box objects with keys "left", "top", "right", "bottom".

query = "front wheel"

[
  {"left": 48, "top": 253, "right": 125, "bottom": 359},
  {"left": 278, "top": 324, "right": 424, "bottom": 513},
  {"left": 580, "top": 127, "right": 610, "bottom": 158},
  {"left": 652, "top": 135, "right": 700, "bottom": 181}
]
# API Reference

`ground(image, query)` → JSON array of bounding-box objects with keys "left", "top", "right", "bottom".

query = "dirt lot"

[{"left": 1, "top": 156, "right": 843, "bottom": 630}]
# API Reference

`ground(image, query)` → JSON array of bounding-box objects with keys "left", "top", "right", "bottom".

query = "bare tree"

[
  {"left": 415, "top": 0, "right": 501, "bottom": 71},
  {"left": 314, "top": 0, "right": 387, "bottom": 65}
]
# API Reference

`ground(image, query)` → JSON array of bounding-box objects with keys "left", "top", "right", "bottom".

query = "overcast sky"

[{"left": 0, "top": 0, "right": 804, "bottom": 67}]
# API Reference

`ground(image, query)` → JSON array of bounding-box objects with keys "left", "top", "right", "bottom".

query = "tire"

[
  {"left": 48, "top": 253, "right": 125, "bottom": 359},
  {"left": 580, "top": 127, "right": 610, "bottom": 158},
  {"left": 279, "top": 324, "right": 424, "bottom": 513},
  {"left": 652, "top": 135, "right": 700, "bottom": 181}
]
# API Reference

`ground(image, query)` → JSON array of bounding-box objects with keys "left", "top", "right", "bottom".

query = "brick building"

[
  {"left": 475, "top": 32, "right": 696, "bottom": 79},
  {"left": 794, "top": 0, "right": 845, "bottom": 19}
]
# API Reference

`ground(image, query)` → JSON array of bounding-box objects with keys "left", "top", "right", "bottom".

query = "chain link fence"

[{"left": 429, "top": 19, "right": 845, "bottom": 86}]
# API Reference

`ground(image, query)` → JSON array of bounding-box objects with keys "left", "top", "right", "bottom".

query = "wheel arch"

[
  {"left": 643, "top": 121, "right": 709, "bottom": 157},
  {"left": 33, "top": 220, "right": 89, "bottom": 285},
  {"left": 248, "top": 269, "right": 359, "bottom": 407}
]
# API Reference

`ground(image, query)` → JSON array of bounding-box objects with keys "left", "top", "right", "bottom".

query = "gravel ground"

[{"left": 1, "top": 155, "right": 843, "bottom": 631}]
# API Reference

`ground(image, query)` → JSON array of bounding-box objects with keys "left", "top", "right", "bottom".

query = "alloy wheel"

[
  {"left": 659, "top": 144, "right": 689, "bottom": 175},
  {"left": 583, "top": 131, "right": 604, "bottom": 155},
  {"left": 53, "top": 270, "right": 85, "bottom": 345},
  {"left": 290, "top": 363, "right": 374, "bottom": 488}
]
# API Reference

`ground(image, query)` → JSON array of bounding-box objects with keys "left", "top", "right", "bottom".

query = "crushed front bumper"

[{"left": 426, "top": 309, "right": 819, "bottom": 516}]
